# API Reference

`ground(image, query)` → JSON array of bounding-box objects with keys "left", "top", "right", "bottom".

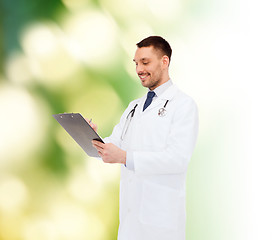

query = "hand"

[
  {"left": 85, "top": 118, "right": 98, "bottom": 132},
  {"left": 92, "top": 140, "right": 126, "bottom": 165}
]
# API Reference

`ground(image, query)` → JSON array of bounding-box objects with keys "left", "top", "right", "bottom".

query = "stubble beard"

[
  {"left": 145, "top": 71, "right": 163, "bottom": 90},
  {"left": 147, "top": 78, "right": 161, "bottom": 90}
]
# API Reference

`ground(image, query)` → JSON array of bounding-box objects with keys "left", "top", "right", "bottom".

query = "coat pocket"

[{"left": 139, "top": 181, "right": 184, "bottom": 229}]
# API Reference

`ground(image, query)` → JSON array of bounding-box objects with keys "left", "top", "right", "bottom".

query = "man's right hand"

[{"left": 85, "top": 118, "right": 98, "bottom": 132}]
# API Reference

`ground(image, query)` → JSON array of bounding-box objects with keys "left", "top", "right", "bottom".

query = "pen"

[{"left": 89, "top": 118, "right": 92, "bottom": 124}]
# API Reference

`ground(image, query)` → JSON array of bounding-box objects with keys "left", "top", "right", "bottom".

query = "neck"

[
  {"left": 150, "top": 72, "right": 170, "bottom": 90},
  {"left": 159, "top": 69, "right": 170, "bottom": 86}
]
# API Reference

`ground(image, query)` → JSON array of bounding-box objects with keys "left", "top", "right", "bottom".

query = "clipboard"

[{"left": 53, "top": 113, "right": 104, "bottom": 157}]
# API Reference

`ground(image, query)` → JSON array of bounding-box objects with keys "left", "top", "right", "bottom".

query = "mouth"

[{"left": 138, "top": 73, "right": 150, "bottom": 81}]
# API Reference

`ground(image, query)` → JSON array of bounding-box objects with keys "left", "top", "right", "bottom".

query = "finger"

[
  {"left": 85, "top": 118, "right": 90, "bottom": 123},
  {"left": 92, "top": 142, "right": 105, "bottom": 152},
  {"left": 92, "top": 144, "right": 103, "bottom": 151},
  {"left": 97, "top": 150, "right": 103, "bottom": 156},
  {"left": 92, "top": 140, "right": 103, "bottom": 147},
  {"left": 92, "top": 141, "right": 103, "bottom": 148}
]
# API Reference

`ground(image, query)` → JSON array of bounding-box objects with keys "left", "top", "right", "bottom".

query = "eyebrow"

[{"left": 133, "top": 58, "right": 150, "bottom": 62}]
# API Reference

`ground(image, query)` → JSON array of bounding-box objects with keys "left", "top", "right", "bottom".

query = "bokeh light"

[
  {"left": 0, "top": 175, "right": 28, "bottom": 213},
  {"left": 21, "top": 22, "right": 80, "bottom": 85},
  {"left": 0, "top": 84, "right": 46, "bottom": 167},
  {"left": 61, "top": 9, "right": 119, "bottom": 69}
]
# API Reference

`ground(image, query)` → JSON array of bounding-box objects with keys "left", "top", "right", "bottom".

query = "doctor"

[{"left": 92, "top": 36, "right": 198, "bottom": 240}]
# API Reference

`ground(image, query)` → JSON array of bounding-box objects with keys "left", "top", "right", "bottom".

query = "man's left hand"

[{"left": 92, "top": 140, "right": 126, "bottom": 165}]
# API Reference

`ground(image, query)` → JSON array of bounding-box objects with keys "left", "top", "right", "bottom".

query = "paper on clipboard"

[{"left": 53, "top": 113, "right": 104, "bottom": 157}]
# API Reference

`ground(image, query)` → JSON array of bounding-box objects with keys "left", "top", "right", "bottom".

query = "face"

[{"left": 133, "top": 46, "right": 169, "bottom": 90}]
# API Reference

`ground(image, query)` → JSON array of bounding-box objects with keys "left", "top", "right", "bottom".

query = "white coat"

[{"left": 105, "top": 84, "right": 198, "bottom": 240}]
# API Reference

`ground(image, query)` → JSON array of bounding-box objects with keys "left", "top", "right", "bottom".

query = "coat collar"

[
  {"left": 138, "top": 84, "right": 179, "bottom": 113},
  {"left": 158, "top": 84, "right": 178, "bottom": 100}
]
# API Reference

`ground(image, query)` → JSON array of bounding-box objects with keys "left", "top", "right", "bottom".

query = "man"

[{"left": 92, "top": 36, "right": 198, "bottom": 240}]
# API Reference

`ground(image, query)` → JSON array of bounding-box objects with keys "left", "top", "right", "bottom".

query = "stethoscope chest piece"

[
  {"left": 158, "top": 107, "right": 167, "bottom": 117},
  {"left": 158, "top": 99, "right": 169, "bottom": 117}
]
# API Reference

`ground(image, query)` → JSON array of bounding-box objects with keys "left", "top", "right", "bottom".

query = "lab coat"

[{"left": 105, "top": 84, "right": 198, "bottom": 240}]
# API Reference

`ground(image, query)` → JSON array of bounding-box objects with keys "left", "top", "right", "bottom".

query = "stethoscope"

[{"left": 121, "top": 100, "right": 169, "bottom": 140}]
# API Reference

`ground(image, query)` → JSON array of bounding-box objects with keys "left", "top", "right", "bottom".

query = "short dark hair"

[{"left": 136, "top": 36, "right": 172, "bottom": 62}]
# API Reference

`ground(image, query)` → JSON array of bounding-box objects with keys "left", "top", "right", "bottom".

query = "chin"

[
  {"left": 141, "top": 82, "right": 151, "bottom": 89},
  {"left": 140, "top": 80, "right": 147, "bottom": 86}
]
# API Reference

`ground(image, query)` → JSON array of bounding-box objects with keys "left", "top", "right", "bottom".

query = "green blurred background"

[{"left": 1, "top": 0, "right": 272, "bottom": 239}]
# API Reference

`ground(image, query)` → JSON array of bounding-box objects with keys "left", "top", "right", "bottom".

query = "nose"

[{"left": 136, "top": 63, "right": 144, "bottom": 74}]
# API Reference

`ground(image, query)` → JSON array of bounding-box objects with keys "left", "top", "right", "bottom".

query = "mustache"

[{"left": 138, "top": 72, "right": 150, "bottom": 76}]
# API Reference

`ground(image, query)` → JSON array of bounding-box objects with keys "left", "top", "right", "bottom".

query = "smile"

[{"left": 138, "top": 73, "right": 150, "bottom": 81}]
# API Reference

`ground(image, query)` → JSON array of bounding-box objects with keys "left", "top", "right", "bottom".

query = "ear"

[{"left": 162, "top": 55, "right": 170, "bottom": 68}]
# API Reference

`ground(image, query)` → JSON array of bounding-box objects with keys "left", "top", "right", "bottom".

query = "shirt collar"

[{"left": 151, "top": 79, "right": 173, "bottom": 97}]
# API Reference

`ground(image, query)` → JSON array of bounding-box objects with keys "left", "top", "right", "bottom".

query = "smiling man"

[
  {"left": 134, "top": 39, "right": 171, "bottom": 90},
  {"left": 92, "top": 36, "right": 199, "bottom": 240}
]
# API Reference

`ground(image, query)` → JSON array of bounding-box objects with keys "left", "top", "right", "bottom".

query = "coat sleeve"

[{"left": 133, "top": 98, "right": 199, "bottom": 175}]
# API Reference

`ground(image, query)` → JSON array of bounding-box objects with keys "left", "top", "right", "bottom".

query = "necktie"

[{"left": 143, "top": 91, "right": 156, "bottom": 111}]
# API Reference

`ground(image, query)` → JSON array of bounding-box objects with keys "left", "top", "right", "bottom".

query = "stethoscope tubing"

[{"left": 121, "top": 100, "right": 169, "bottom": 140}]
